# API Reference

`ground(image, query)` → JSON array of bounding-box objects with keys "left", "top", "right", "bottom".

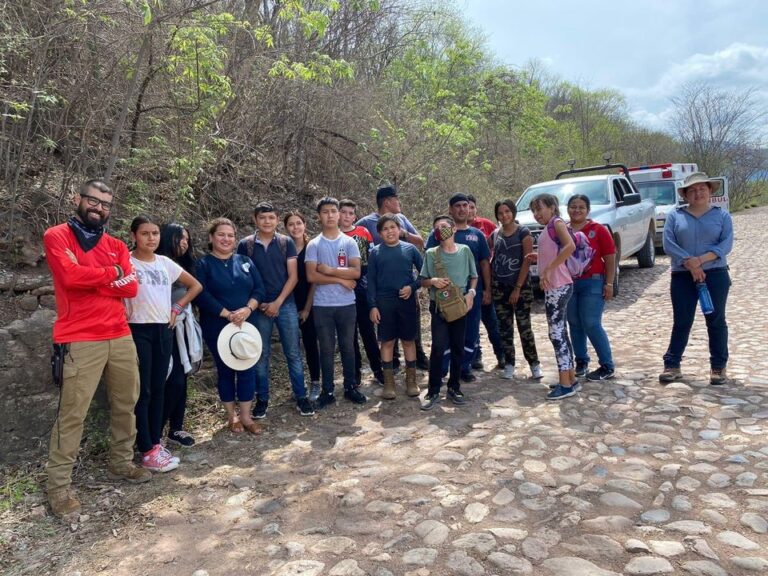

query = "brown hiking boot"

[
  {"left": 658, "top": 366, "right": 682, "bottom": 384},
  {"left": 48, "top": 487, "right": 81, "bottom": 518},
  {"left": 382, "top": 368, "right": 396, "bottom": 400},
  {"left": 710, "top": 368, "right": 728, "bottom": 386},
  {"left": 405, "top": 367, "right": 420, "bottom": 397},
  {"left": 107, "top": 462, "right": 152, "bottom": 484}
]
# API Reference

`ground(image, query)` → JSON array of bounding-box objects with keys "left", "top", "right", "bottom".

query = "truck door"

[
  {"left": 612, "top": 179, "right": 633, "bottom": 259},
  {"left": 618, "top": 178, "right": 644, "bottom": 253},
  {"left": 711, "top": 177, "right": 729, "bottom": 212}
]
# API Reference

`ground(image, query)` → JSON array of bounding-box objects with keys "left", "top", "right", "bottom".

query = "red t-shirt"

[
  {"left": 576, "top": 220, "right": 616, "bottom": 278},
  {"left": 44, "top": 223, "right": 138, "bottom": 343},
  {"left": 343, "top": 225, "right": 373, "bottom": 267},
  {"left": 470, "top": 217, "right": 498, "bottom": 239}
]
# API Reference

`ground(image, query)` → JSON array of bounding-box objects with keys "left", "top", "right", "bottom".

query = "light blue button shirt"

[{"left": 663, "top": 206, "right": 733, "bottom": 272}]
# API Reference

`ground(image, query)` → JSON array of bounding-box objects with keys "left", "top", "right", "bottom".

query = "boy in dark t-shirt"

[{"left": 368, "top": 214, "right": 424, "bottom": 399}]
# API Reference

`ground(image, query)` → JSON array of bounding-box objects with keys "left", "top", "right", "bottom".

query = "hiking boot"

[
  {"left": 530, "top": 363, "right": 544, "bottom": 380},
  {"left": 710, "top": 368, "right": 728, "bottom": 386},
  {"left": 297, "top": 397, "right": 315, "bottom": 416},
  {"left": 381, "top": 368, "right": 396, "bottom": 400},
  {"left": 405, "top": 367, "right": 420, "bottom": 397},
  {"left": 501, "top": 364, "right": 515, "bottom": 380},
  {"left": 344, "top": 387, "right": 368, "bottom": 405},
  {"left": 308, "top": 381, "right": 321, "bottom": 402},
  {"left": 587, "top": 366, "right": 615, "bottom": 381},
  {"left": 447, "top": 388, "right": 466, "bottom": 405},
  {"left": 471, "top": 357, "right": 483, "bottom": 370},
  {"left": 252, "top": 399, "right": 268, "bottom": 419},
  {"left": 141, "top": 444, "right": 179, "bottom": 473},
  {"left": 659, "top": 366, "right": 682, "bottom": 384},
  {"left": 575, "top": 361, "right": 589, "bottom": 378},
  {"left": 316, "top": 391, "right": 336, "bottom": 409},
  {"left": 167, "top": 430, "right": 195, "bottom": 447},
  {"left": 420, "top": 392, "right": 440, "bottom": 411},
  {"left": 547, "top": 384, "right": 577, "bottom": 401},
  {"left": 107, "top": 462, "right": 152, "bottom": 484},
  {"left": 48, "top": 487, "right": 81, "bottom": 518}
]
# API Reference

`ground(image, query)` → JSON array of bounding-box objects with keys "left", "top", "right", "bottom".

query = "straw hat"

[
  {"left": 217, "top": 322, "right": 262, "bottom": 370},
  {"left": 679, "top": 172, "right": 721, "bottom": 196}
]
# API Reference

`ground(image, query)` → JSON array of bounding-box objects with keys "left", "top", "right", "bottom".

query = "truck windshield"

[
  {"left": 517, "top": 180, "right": 610, "bottom": 209},
  {"left": 636, "top": 181, "right": 677, "bottom": 205}
]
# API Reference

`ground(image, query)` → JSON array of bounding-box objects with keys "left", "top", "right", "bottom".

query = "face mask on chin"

[{"left": 435, "top": 225, "right": 454, "bottom": 242}]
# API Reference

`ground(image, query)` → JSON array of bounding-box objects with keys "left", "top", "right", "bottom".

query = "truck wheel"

[{"left": 636, "top": 229, "right": 655, "bottom": 268}]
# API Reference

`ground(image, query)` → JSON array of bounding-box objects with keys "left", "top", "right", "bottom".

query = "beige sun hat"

[
  {"left": 217, "top": 322, "right": 262, "bottom": 370},
  {"left": 679, "top": 172, "right": 721, "bottom": 196}
]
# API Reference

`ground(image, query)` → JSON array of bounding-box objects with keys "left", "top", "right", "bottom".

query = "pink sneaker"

[{"left": 142, "top": 445, "right": 179, "bottom": 473}]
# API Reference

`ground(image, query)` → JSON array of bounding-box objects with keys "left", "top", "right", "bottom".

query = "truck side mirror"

[{"left": 622, "top": 193, "right": 641, "bottom": 206}]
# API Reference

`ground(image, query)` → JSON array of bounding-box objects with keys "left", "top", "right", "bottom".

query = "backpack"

[
  {"left": 546, "top": 217, "right": 595, "bottom": 277},
  {"left": 245, "top": 233, "right": 288, "bottom": 260}
]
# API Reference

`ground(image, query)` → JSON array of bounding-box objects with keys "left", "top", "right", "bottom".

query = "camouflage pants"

[{"left": 492, "top": 280, "right": 539, "bottom": 367}]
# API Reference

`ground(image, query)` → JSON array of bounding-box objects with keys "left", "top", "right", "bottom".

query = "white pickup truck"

[{"left": 515, "top": 162, "right": 657, "bottom": 295}]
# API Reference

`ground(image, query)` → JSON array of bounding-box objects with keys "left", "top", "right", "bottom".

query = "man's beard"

[{"left": 76, "top": 205, "right": 108, "bottom": 230}]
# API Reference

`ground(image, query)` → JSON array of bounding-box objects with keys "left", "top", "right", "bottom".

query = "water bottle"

[
  {"left": 696, "top": 281, "right": 714, "bottom": 315},
  {"left": 337, "top": 247, "right": 347, "bottom": 268}
]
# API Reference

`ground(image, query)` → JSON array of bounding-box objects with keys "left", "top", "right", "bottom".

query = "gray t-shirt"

[{"left": 305, "top": 232, "right": 361, "bottom": 307}]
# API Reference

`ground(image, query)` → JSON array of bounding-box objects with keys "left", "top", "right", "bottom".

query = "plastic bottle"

[
  {"left": 696, "top": 281, "right": 714, "bottom": 315},
  {"left": 337, "top": 247, "right": 347, "bottom": 268}
]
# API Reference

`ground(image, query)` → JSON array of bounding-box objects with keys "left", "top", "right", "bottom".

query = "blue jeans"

[
  {"left": 253, "top": 300, "right": 307, "bottom": 402},
  {"left": 663, "top": 268, "right": 730, "bottom": 370},
  {"left": 474, "top": 302, "right": 504, "bottom": 361},
  {"left": 567, "top": 275, "right": 614, "bottom": 370},
  {"left": 313, "top": 304, "right": 357, "bottom": 394}
]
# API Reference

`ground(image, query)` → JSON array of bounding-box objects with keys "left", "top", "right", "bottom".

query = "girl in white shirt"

[{"left": 127, "top": 216, "right": 201, "bottom": 473}]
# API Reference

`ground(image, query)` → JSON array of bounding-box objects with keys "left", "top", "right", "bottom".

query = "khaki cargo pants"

[{"left": 46, "top": 336, "right": 139, "bottom": 492}]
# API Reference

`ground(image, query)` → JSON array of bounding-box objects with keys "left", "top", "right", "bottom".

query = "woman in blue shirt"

[
  {"left": 196, "top": 218, "right": 266, "bottom": 433},
  {"left": 660, "top": 173, "right": 733, "bottom": 386}
]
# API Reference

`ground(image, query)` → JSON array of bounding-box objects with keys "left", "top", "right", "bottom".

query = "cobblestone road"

[{"left": 58, "top": 207, "right": 768, "bottom": 576}]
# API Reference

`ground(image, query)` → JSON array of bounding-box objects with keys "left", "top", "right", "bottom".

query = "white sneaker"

[
  {"left": 530, "top": 363, "right": 544, "bottom": 380},
  {"left": 501, "top": 364, "right": 515, "bottom": 379}
]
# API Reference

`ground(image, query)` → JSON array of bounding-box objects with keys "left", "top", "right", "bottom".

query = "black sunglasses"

[{"left": 80, "top": 194, "right": 113, "bottom": 211}]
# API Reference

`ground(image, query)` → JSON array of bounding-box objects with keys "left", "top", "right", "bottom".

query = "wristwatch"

[{"left": 468, "top": 288, "right": 476, "bottom": 296}]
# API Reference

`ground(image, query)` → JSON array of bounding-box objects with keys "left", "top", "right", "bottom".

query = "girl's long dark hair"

[
  {"left": 283, "top": 210, "right": 309, "bottom": 247},
  {"left": 158, "top": 222, "right": 196, "bottom": 275}
]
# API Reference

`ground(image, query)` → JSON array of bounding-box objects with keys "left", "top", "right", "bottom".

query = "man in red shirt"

[
  {"left": 44, "top": 179, "right": 150, "bottom": 518},
  {"left": 467, "top": 194, "right": 498, "bottom": 239}
]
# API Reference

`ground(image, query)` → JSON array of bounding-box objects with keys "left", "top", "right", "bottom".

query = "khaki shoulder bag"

[{"left": 432, "top": 248, "right": 468, "bottom": 322}]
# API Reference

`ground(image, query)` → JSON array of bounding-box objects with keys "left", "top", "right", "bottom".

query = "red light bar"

[
  {"left": 628, "top": 163, "right": 673, "bottom": 171},
  {"left": 662, "top": 169, "right": 672, "bottom": 178}
]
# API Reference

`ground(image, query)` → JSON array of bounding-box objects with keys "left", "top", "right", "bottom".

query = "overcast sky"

[{"left": 460, "top": 0, "right": 768, "bottom": 138}]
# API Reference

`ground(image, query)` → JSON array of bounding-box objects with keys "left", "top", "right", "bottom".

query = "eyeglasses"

[{"left": 80, "top": 194, "right": 113, "bottom": 211}]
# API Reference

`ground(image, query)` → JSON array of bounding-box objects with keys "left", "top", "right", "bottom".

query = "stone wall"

[{"left": 0, "top": 308, "right": 58, "bottom": 464}]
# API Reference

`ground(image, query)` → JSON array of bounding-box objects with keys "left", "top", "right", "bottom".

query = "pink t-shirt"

[{"left": 537, "top": 218, "right": 573, "bottom": 290}]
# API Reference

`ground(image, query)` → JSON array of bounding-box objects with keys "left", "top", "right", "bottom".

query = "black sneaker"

[
  {"left": 296, "top": 397, "right": 315, "bottom": 416},
  {"left": 316, "top": 392, "right": 336, "bottom": 409},
  {"left": 447, "top": 388, "right": 466, "bottom": 405},
  {"left": 167, "top": 430, "right": 195, "bottom": 447},
  {"left": 575, "top": 361, "right": 589, "bottom": 378},
  {"left": 420, "top": 393, "right": 440, "bottom": 411},
  {"left": 471, "top": 357, "right": 483, "bottom": 370},
  {"left": 587, "top": 366, "right": 615, "bottom": 381},
  {"left": 343, "top": 388, "right": 367, "bottom": 405},
  {"left": 252, "top": 399, "right": 268, "bottom": 419},
  {"left": 374, "top": 370, "right": 385, "bottom": 386},
  {"left": 460, "top": 371, "right": 477, "bottom": 383},
  {"left": 416, "top": 355, "right": 430, "bottom": 371}
]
